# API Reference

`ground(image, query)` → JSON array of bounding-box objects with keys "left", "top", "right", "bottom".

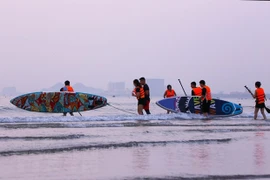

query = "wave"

[
  {"left": 0, "top": 106, "right": 14, "bottom": 111},
  {"left": 0, "top": 138, "right": 232, "bottom": 156},
  {"left": 185, "top": 128, "right": 270, "bottom": 133},
  {"left": 0, "top": 112, "right": 260, "bottom": 123},
  {"left": 125, "top": 174, "right": 270, "bottom": 180},
  {"left": 0, "top": 134, "right": 87, "bottom": 141},
  {"left": 1, "top": 121, "right": 270, "bottom": 129}
]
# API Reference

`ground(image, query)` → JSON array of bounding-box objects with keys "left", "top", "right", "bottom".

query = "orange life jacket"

[
  {"left": 202, "top": 85, "right": 211, "bottom": 101},
  {"left": 192, "top": 87, "right": 202, "bottom": 96},
  {"left": 205, "top": 85, "right": 212, "bottom": 100},
  {"left": 134, "top": 86, "right": 145, "bottom": 99},
  {"left": 256, "top": 88, "right": 265, "bottom": 104},
  {"left": 65, "top": 86, "right": 74, "bottom": 92},
  {"left": 165, "top": 89, "right": 176, "bottom": 98}
]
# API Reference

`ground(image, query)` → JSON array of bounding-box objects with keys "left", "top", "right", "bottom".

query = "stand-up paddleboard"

[
  {"left": 10, "top": 92, "right": 107, "bottom": 113},
  {"left": 156, "top": 96, "right": 243, "bottom": 117}
]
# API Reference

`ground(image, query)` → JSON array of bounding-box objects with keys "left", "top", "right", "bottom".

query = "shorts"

[
  {"left": 255, "top": 103, "right": 265, "bottom": 109},
  {"left": 144, "top": 99, "right": 150, "bottom": 110},
  {"left": 138, "top": 98, "right": 146, "bottom": 106},
  {"left": 201, "top": 99, "right": 211, "bottom": 113}
]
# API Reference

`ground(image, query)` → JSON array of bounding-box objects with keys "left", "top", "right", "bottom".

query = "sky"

[{"left": 0, "top": 0, "right": 269, "bottom": 94}]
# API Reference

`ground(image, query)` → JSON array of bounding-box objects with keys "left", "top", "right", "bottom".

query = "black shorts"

[
  {"left": 201, "top": 99, "right": 211, "bottom": 113},
  {"left": 138, "top": 98, "right": 146, "bottom": 106},
  {"left": 255, "top": 103, "right": 265, "bottom": 109}
]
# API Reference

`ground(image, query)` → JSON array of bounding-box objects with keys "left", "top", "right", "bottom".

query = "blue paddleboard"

[{"left": 156, "top": 96, "right": 243, "bottom": 117}]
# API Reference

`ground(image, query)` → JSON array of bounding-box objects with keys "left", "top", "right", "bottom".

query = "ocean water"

[{"left": 0, "top": 96, "right": 270, "bottom": 180}]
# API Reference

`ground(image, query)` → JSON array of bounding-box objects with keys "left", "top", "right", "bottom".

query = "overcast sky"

[{"left": 0, "top": 0, "right": 269, "bottom": 94}]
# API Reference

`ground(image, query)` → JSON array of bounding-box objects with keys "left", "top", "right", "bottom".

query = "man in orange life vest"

[
  {"left": 190, "top": 81, "right": 202, "bottom": 96},
  {"left": 163, "top": 84, "right": 177, "bottom": 114},
  {"left": 132, "top": 79, "right": 146, "bottom": 115},
  {"left": 139, "top": 77, "right": 151, "bottom": 114},
  {"left": 199, "top": 80, "right": 211, "bottom": 117},
  {"left": 253, "top": 81, "right": 267, "bottom": 120},
  {"left": 60, "top": 80, "right": 74, "bottom": 116}
]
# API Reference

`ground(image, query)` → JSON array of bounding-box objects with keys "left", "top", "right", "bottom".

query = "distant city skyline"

[
  {"left": 1, "top": 78, "right": 266, "bottom": 95},
  {"left": 2, "top": 81, "right": 269, "bottom": 98}
]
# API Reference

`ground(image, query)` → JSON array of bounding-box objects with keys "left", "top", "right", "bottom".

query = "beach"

[{"left": 0, "top": 96, "right": 270, "bottom": 179}]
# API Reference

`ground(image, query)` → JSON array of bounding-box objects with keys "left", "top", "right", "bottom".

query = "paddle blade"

[{"left": 265, "top": 106, "right": 270, "bottom": 113}]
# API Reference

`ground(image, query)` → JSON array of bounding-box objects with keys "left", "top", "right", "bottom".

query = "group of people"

[
  {"left": 61, "top": 79, "right": 268, "bottom": 120},
  {"left": 162, "top": 80, "right": 212, "bottom": 117},
  {"left": 132, "top": 78, "right": 213, "bottom": 117},
  {"left": 162, "top": 80, "right": 268, "bottom": 120}
]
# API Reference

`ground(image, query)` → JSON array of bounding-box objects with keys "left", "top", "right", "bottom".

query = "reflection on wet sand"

[{"left": 254, "top": 128, "right": 266, "bottom": 173}]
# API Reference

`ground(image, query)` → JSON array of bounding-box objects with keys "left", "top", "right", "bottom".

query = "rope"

[{"left": 106, "top": 103, "right": 137, "bottom": 115}]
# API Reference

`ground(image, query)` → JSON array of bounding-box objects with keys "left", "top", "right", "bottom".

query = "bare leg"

[
  {"left": 254, "top": 108, "right": 259, "bottom": 120},
  {"left": 145, "top": 109, "right": 151, "bottom": 114},
  {"left": 138, "top": 104, "right": 144, "bottom": 115},
  {"left": 260, "top": 108, "right": 267, "bottom": 120}
]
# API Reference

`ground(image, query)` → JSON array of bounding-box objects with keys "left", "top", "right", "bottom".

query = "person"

[
  {"left": 132, "top": 79, "right": 146, "bottom": 115},
  {"left": 139, "top": 77, "right": 151, "bottom": 114},
  {"left": 253, "top": 81, "right": 267, "bottom": 120},
  {"left": 191, "top": 81, "right": 202, "bottom": 96},
  {"left": 199, "top": 80, "right": 211, "bottom": 118},
  {"left": 163, "top": 84, "right": 177, "bottom": 114},
  {"left": 60, "top": 80, "right": 74, "bottom": 116}
]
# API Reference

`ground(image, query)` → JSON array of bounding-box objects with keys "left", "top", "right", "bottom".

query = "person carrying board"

[
  {"left": 190, "top": 81, "right": 202, "bottom": 96},
  {"left": 163, "top": 84, "right": 177, "bottom": 114},
  {"left": 60, "top": 80, "right": 74, "bottom": 116},
  {"left": 199, "top": 80, "right": 212, "bottom": 118}
]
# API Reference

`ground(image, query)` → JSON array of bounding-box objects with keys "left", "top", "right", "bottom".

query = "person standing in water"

[
  {"left": 190, "top": 81, "right": 202, "bottom": 96},
  {"left": 163, "top": 84, "right": 177, "bottom": 114},
  {"left": 132, "top": 79, "right": 146, "bottom": 115},
  {"left": 139, "top": 77, "right": 151, "bottom": 114},
  {"left": 199, "top": 80, "right": 211, "bottom": 118},
  {"left": 60, "top": 80, "right": 74, "bottom": 116},
  {"left": 253, "top": 81, "right": 267, "bottom": 120}
]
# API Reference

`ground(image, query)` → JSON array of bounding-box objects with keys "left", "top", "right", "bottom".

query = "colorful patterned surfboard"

[
  {"left": 10, "top": 92, "right": 107, "bottom": 113},
  {"left": 156, "top": 96, "right": 243, "bottom": 117}
]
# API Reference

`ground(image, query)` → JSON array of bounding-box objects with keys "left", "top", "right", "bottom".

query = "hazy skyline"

[{"left": 1, "top": 0, "right": 269, "bottom": 94}]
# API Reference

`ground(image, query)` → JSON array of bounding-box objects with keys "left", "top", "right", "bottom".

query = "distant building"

[
  {"left": 107, "top": 82, "right": 125, "bottom": 95},
  {"left": 146, "top": 79, "right": 164, "bottom": 97}
]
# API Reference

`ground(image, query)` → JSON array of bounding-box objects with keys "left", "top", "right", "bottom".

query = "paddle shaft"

[
  {"left": 244, "top": 85, "right": 254, "bottom": 97},
  {"left": 178, "top": 79, "right": 187, "bottom": 96}
]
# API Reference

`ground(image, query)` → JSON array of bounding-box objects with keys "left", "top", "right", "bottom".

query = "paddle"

[
  {"left": 178, "top": 79, "right": 190, "bottom": 112},
  {"left": 244, "top": 85, "right": 270, "bottom": 113},
  {"left": 178, "top": 79, "right": 187, "bottom": 96}
]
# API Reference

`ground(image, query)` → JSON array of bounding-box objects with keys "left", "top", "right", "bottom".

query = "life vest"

[
  {"left": 133, "top": 86, "right": 145, "bottom": 99},
  {"left": 192, "top": 87, "right": 202, "bottom": 96},
  {"left": 165, "top": 89, "right": 175, "bottom": 98},
  {"left": 202, "top": 85, "right": 211, "bottom": 101},
  {"left": 256, "top": 88, "right": 265, "bottom": 104},
  {"left": 63, "top": 86, "right": 74, "bottom": 92}
]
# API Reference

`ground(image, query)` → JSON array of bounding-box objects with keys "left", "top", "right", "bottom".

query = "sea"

[{"left": 0, "top": 95, "right": 270, "bottom": 180}]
